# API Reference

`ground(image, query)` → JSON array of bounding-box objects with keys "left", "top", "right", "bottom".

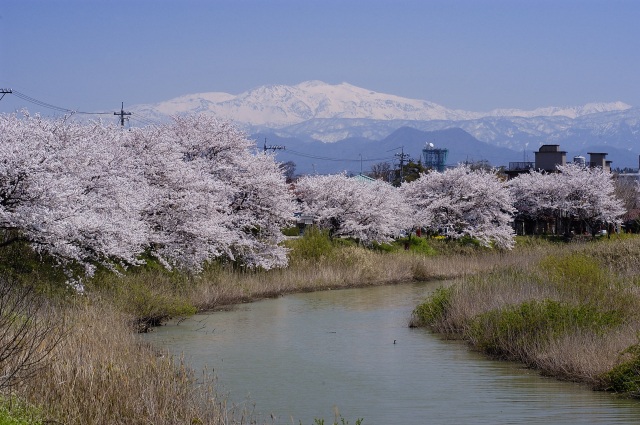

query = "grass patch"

[
  {"left": 0, "top": 396, "right": 43, "bottom": 425},
  {"left": 467, "top": 300, "right": 624, "bottom": 359},
  {"left": 88, "top": 268, "right": 197, "bottom": 330},
  {"left": 410, "top": 286, "right": 453, "bottom": 328}
]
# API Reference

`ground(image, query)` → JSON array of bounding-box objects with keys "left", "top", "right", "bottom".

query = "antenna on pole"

[
  {"left": 0, "top": 89, "right": 12, "bottom": 102},
  {"left": 263, "top": 137, "right": 285, "bottom": 153},
  {"left": 114, "top": 102, "right": 132, "bottom": 127}
]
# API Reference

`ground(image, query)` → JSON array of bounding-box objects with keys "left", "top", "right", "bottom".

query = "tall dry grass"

[
  {"left": 15, "top": 301, "right": 250, "bottom": 425},
  {"left": 412, "top": 235, "right": 640, "bottom": 395},
  {"left": 186, "top": 234, "right": 562, "bottom": 313}
]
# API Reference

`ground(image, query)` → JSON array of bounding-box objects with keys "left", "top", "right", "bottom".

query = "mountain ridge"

[
  {"left": 131, "top": 80, "right": 631, "bottom": 127},
  {"left": 129, "top": 80, "right": 640, "bottom": 170}
]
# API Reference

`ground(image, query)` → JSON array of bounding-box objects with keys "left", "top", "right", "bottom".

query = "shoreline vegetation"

[
  {"left": 3, "top": 230, "right": 640, "bottom": 424},
  {"left": 411, "top": 234, "right": 640, "bottom": 397}
]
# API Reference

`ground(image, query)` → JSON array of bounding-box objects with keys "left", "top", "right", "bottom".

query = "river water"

[{"left": 144, "top": 282, "right": 640, "bottom": 424}]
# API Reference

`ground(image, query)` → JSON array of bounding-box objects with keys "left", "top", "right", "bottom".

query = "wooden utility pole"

[
  {"left": 114, "top": 102, "right": 131, "bottom": 127},
  {"left": 395, "top": 147, "right": 410, "bottom": 183}
]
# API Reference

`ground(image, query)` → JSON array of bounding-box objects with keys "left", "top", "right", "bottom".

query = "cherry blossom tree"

[
  {"left": 556, "top": 163, "right": 625, "bottom": 235},
  {"left": 509, "top": 164, "right": 625, "bottom": 236},
  {"left": 295, "top": 173, "right": 409, "bottom": 244},
  {"left": 507, "top": 169, "right": 566, "bottom": 235},
  {"left": 130, "top": 115, "right": 293, "bottom": 271},
  {"left": 0, "top": 113, "right": 149, "bottom": 275},
  {"left": 401, "top": 165, "right": 516, "bottom": 249},
  {"left": 0, "top": 112, "right": 293, "bottom": 275}
]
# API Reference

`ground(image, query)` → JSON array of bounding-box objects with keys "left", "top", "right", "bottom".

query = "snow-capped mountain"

[
  {"left": 132, "top": 80, "right": 480, "bottom": 126},
  {"left": 130, "top": 81, "right": 640, "bottom": 169},
  {"left": 132, "top": 80, "right": 631, "bottom": 128}
]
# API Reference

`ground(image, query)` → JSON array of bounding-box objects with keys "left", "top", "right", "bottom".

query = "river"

[{"left": 144, "top": 282, "right": 640, "bottom": 424}]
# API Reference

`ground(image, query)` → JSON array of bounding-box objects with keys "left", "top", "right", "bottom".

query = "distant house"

[
  {"left": 352, "top": 173, "right": 376, "bottom": 183},
  {"left": 505, "top": 144, "right": 611, "bottom": 179}
]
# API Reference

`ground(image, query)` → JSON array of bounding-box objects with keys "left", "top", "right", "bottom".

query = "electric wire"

[
  {"left": 283, "top": 148, "right": 396, "bottom": 163},
  {"left": 7, "top": 90, "right": 402, "bottom": 164},
  {"left": 8, "top": 90, "right": 166, "bottom": 128},
  {"left": 128, "top": 115, "right": 162, "bottom": 127},
  {"left": 11, "top": 90, "right": 112, "bottom": 115}
]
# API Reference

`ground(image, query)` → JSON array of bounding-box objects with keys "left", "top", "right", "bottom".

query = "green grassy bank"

[{"left": 411, "top": 235, "right": 640, "bottom": 397}]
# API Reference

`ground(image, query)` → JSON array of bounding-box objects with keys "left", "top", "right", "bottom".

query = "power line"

[
  {"left": 10, "top": 90, "right": 112, "bottom": 115},
  {"left": 284, "top": 148, "right": 396, "bottom": 163},
  {"left": 128, "top": 115, "right": 162, "bottom": 127},
  {"left": 2, "top": 89, "right": 165, "bottom": 127},
  {"left": 263, "top": 138, "right": 285, "bottom": 153}
]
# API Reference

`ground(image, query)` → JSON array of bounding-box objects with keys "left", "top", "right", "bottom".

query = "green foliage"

[
  {"left": 285, "top": 227, "right": 336, "bottom": 262},
  {"left": 424, "top": 236, "right": 490, "bottom": 256},
  {"left": 540, "top": 252, "right": 606, "bottom": 287},
  {"left": 282, "top": 226, "right": 301, "bottom": 237},
  {"left": 370, "top": 241, "right": 396, "bottom": 253},
  {"left": 0, "top": 396, "right": 43, "bottom": 425},
  {"left": 467, "top": 300, "right": 624, "bottom": 357},
  {"left": 89, "top": 269, "right": 197, "bottom": 327},
  {"left": 600, "top": 344, "right": 640, "bottom": 396},
  {"left": 537, "top": 252, "right": 632, "bottom": 310},
  {"left": 394, "top": 236, "right": 438, "bottom": 256},
  {"left": 412, "top": 286, "right": 453, "bottom": 327},
  {"left": 0, "top": 235, "right": 73, "bottom": 297}
]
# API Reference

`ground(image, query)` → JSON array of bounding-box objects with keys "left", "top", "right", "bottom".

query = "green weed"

[
  {"left": 0, "top": 396, "right": 43, "bottom": 425},
  {"left": 411, "top": 286, "right": 453, "bottom": 327},
  {"left": 467, "top": 300, "right": 624, "bottom": 358}
]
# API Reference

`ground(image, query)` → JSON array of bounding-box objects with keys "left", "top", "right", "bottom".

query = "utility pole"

[
  {"left": 263, "top": 138, "right": 285, "bottom": 153},
  {"left": 0, "top": 89, "right": 12, "bottom": 101},
  {"left": 395, "top": 147, "right": 410, "bottom": 183},
  {"left": 114, "top": 102, "right": 131, "bottom": 127}
]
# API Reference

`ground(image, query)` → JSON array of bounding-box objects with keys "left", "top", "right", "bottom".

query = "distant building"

[
  {"left": 505, "top": 144, "right": 611, "bottom": 179},
  {"left": 573, "top": 155, "right": 586, "bottom": 166},
  {"left": 588, "top": 152, "right": 612, "bottom": 172},
  {"left": 535, "top": 144, "right": 567, "bottom": 171},
  {"left": 422, "top": 143, "right": 448, "bottom": 172},
  {"left": 353, "top": 173, "right": 376, "bottom": 183}
]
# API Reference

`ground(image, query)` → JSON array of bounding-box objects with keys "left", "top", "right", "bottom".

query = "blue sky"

[{"left": 1, "top": 0, "right": 638, "bottom": 116}]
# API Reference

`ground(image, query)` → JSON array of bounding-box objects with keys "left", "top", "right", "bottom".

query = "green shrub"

[
  {"left": 537, "top": 252, "right": 634, "bottom": 311},
  {"left": 467, "top": 300, "right": 624, "bottom": 358},
  {"left": 394, "top": 236, "right": 437, "bottom": 256},
  {"left": 281, "top": 226, "right": 300, "bottom": 237},
  {"left": 370, "top": 241, "right": 396, "bottom": 253},
  {"left": 88, "top": 270, "right": 197, "bottom": 328},
  {"left": 285, "top": 227, "right": 335, "bottom": 262},
  {"left": 412, "top": 286, "right": 453, "bottom": 327},
  {"left": 600, "top": 344, "right": 640, "bottom": 396}
]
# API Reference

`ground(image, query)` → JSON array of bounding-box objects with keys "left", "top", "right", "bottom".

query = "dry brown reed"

[
  {"left": 16, "top": 301, "right": 249, "bottom": 425},
  {"left": 532, "top": 323, "right": 640, "bottom": 384},
  {"left": 412, "top": 235, "right": 640, "bottom": 392},
  {"left": 188, "top": 246, "right": 541, "bottom": 312}
]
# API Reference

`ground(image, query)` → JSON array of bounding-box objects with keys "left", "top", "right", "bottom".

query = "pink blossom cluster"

[{"left": 0, "top": 113, "right": 293, "bottom": 276}]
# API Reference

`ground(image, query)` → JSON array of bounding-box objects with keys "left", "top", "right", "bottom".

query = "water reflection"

[{"left": 144, "top": 283, "right": 640, "bottom": 425}]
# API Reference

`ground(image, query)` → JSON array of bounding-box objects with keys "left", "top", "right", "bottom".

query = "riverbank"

[
  {"left": 89, "top": 231, "right": 560, "bottom": 328},
  {"left": 411, "top": 235, "right": 640, "bottom": 398},
  {"left": 3, "top": 233, "right": 638, "bottom": 423}
]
